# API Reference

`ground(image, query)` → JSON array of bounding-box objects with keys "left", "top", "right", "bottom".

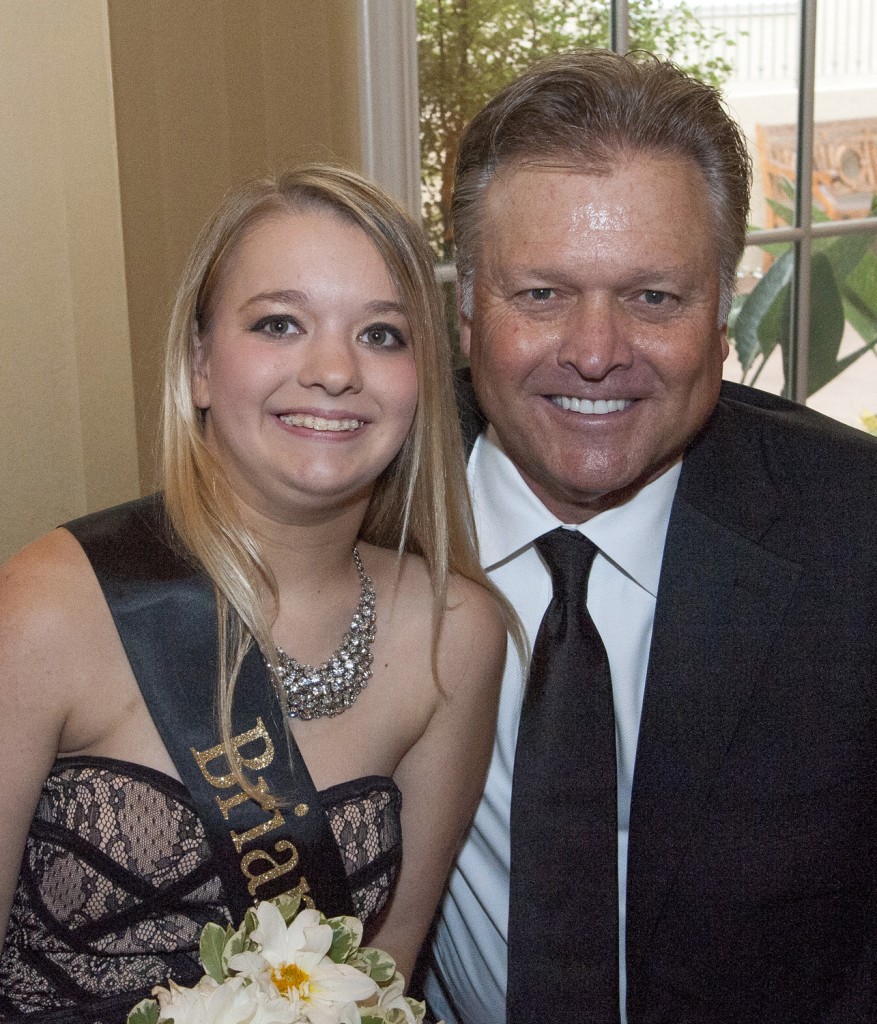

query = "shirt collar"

[{"left": 468, "top": 425, "right": 680, "bottom": 597}]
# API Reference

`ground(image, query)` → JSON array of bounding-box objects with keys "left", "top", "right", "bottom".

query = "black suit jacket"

[{"left": 461, "top": 375, "right": 877, "bottom": 1023}]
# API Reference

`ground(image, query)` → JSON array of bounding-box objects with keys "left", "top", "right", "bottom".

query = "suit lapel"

[{"left": 626, "top": 398, "right": 803, "bottom": 978}]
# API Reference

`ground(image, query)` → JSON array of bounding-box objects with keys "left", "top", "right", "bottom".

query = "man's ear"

[
  {"left": 719, "top": 323, "right": 730, "bottom": 363},
  {"left": 191, "top": 332, "right": 211, "bottom": 409},
  {"left": 457, "top": 281, "right": 473, "bottom": 359}
]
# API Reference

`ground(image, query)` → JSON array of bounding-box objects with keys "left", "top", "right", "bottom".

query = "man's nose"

[
  {"left": 557, "top": 296, "right": 633, "bottom": 379},
  {"left": 297, "top": 332, "right": 363, "bottom": 395}
]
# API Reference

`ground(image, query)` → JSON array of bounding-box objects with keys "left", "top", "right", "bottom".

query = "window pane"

[
  {"left": 806, "top": 0, "right": 877, "bottom": 424},
  {"left": 811, "top": 0, "right": 872, "bottom": 227},
  {"left": 812, "top": 0, "right": 876, "bottom": 225},
  {"left": 727, "top": 233, "right": 877, "bottom": 427},
  {"left": 416, "top": 0, "right": 741, "bottom": 263},
  {"left": 805, "top": 230, "right": 877, "bottom": 430},
  {"left": 726, "top": 241, "right": 790, "bottom": 398},
  {"left": 811, "top": 0, "right": 872, "bottom": 226},
  {"left": 683, "top": 2, "right": 802, "bottom": 277},
  {"left": 416, "top": 0, "right": 611, "bottom": 263}
]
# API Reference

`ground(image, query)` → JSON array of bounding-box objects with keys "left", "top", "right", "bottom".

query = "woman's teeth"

[{"left": 279, "top": 414, "right": 362, "bottom": 431}]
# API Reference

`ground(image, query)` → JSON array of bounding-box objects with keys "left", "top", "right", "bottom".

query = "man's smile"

[{"left": 549, "top": 396, "right": 634, "bottom": 415}]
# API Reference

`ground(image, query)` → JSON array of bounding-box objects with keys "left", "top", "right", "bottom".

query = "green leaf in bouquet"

[
  {"left": 403, "top": 996, "right": 428, "bottom": 1021},
  {"left": 221, "top": 923, "right": 249, "bottom": 970},
  {"left": 360, "top": 1011, "right": 423, "bottom": 1024},
  {"left": 328, "top": 915, "right": 364, "bottom": 962},
  {"left": 273, "top": 891, "right": 304, "bottom": 925},
  {"left": 243, "top": 905, "right": 260, "bottom": 936},
  {"left": 841, "top": 284, "right": 877, "bottom": 346},
  {"left": 384, "top": 1009, "right": 416, "bottom": 1024},
  {"left": 355, "top": 946, "right": 398, "bottom": 985},
  {"left": 126, "top": 998, "right": 161, "bottom": 1024},
  {"left": 199, "top": 921, "right": 228, "bottom": 983}
]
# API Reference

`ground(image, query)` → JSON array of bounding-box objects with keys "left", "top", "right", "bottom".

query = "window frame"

[{"left": 358, "top": 0, "right": 877, "bottom": 406}]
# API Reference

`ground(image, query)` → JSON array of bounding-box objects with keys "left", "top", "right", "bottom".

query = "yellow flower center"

[{"left": 272, "top": 962, "right": 310, "bottom": 995}]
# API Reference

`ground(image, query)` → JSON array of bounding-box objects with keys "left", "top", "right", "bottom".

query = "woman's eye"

[
  {"left": 360, "top": 324, "right": 406, "bottom": 349},
  {"left": 251, "top": 315, "right": 300, "bottom": 337}
]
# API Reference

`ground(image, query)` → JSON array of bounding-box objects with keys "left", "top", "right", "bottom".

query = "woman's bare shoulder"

[
  {"left": 445, "top": 569, "right": 505, "bottom": 623},
  {"left": 361, "top": 544, "right": 505, "bottom": 641},
  {"left": 0, "top": 528, "right": 100, "bottom": 639},
  {"left": 359, "top": 544, "right": 433, "bottom": 615},
  {"left": 0, "top": 530, "right": 107, "bottom": 793},
  {"left": 359, "top": 544, "right": 506, "bottom": 692},
  {"left": 0, "top": 528, "right": 124, "bottom": 718},
  {"left": 439, "top": 573, "right": 507, "bottom": 689}
]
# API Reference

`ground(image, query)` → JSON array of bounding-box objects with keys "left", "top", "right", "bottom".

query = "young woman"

[{"left": 0, "top": 166, "right": 507, "bottom": 1021}]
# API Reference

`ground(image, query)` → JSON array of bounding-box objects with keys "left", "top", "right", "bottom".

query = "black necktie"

[{"left": 507, "top": 528, "right": 619, "bottom": 1023}]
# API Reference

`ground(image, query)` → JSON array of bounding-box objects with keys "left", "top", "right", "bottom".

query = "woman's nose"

[{"left": 297, "top": 332, "right": 363, "bottom": 395}]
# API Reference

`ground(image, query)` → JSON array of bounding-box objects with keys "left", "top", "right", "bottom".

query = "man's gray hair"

[{"left": 452, "top": 49, "right": 751, "bottom": 325}]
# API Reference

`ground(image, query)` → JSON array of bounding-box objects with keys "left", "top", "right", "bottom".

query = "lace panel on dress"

[
  {"left": 320, "top": 775, "right": 402, "bottom": 925},
  {"left": 0, "top": 759, "right": 401, "bottom": 1021}
]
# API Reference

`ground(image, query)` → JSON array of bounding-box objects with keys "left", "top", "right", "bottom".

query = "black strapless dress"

[{"left": 0, "top": 756, "right": 401, "bottom": 1022}]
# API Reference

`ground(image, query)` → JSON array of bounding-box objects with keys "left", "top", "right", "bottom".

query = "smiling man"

[{"left": 424, "top": 50, "right": 877, "bottom": 1024}]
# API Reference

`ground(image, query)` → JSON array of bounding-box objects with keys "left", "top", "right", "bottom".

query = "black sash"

[{"left": 65, "top": 494, "right": 354, "bottom": 923}]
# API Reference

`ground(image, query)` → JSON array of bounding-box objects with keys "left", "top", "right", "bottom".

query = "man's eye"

[
  {"left": 642, "top": 290, "right": 669, "bottom": 305},
  {"left": 251, "top": 315, "right": 300, "bottom": 336},
  {"left": 360, "top": 324, "right": 406, "bottom": 349},
  {"left": 528, "top": 288, "right": 554, "bottom": 301}
]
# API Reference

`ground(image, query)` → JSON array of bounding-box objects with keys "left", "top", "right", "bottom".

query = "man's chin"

[{"left": 521, "top": 458, "right": 681, "bottom": 523}]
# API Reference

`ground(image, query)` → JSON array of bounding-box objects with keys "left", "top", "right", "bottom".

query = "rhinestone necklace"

[{"left": 274, "top": 548, "right": 376, "bottom": 721}]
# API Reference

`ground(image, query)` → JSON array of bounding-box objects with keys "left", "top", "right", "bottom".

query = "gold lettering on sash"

[
  {"left": 241, "top": 841, "right": 310, "bottom": 898},
  {"left": 231, "top": 806, "right": 285, "bottom": 853},
  {"left": 216, "top": 777, "right": 277, "bottom": 819},
  {"left": 191, "top": 719, "right": 275, "bottom": 789},
  {"left": 192, "top": 719, "right": 317, "bottom": 907},
  {"left": 285, "top": 877, "right": 314, "bottom": 907}
]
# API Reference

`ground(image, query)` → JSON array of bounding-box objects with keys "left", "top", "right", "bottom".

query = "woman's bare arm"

[
  {"left": 0, "top": 531, "right": 85, "bottom": 946},
  {"left": 0, "top": 526, "right": 162, "bottom": 948},
  {"left": 368, "top": 575, "right": 506, "bottom": 984}
]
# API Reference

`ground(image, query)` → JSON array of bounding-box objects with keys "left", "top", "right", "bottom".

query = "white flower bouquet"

[{"left": 126, "top": 893, "right": 429, "bottom": 1024}]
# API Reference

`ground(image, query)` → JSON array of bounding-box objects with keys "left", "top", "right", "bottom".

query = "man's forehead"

[
  {"left": 477, "top": 153, "right": 716, "bottom": 251},
  {"left": 487, "top": 148, "right": 706, "bottom": 195}
]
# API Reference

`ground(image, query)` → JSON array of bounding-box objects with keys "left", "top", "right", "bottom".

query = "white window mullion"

[
  {"left": 356, "top": 0, "right": 422, "bottom": 220},
  {"left": 788, "top": 0, "right": 818, "bottom": 404}
]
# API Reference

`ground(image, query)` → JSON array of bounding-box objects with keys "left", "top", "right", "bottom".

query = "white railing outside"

[{"left": 684, "top": 0, "right": 877, "bottom": 90}]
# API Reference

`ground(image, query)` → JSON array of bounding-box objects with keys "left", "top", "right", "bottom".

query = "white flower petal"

[
  {"left": 227, "top": 950, "right": 269, "bottom": 977},
  {"left": 284, "top": 915, "right": 329, "bottom": 956},
  {"left": 376, "top": 974, "right": 406, "bottom": 1007},
  {"left": 154, "top": 975, "right": 263, "bottom": 1024},
  {"left": 339, "top": 1002, "right": 362, "bottom": 1024},
  {"left": 251, "top": 902, "right": 290, "bottom": 954},
  {"left": 300, "top": 922, "right": 334, "bottom": 958}
]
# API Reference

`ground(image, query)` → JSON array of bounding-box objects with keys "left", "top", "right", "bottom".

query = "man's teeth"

[
  {"left": 279, "top": 414, "right": 362, "bottom": 431},
  {"left": 551, "top": 396, "right": 632, "bottom": 415}
]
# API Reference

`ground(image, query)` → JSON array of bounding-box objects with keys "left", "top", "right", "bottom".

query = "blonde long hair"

[{"left": 161, "top": 166, "right": 510, "bottom": 796}]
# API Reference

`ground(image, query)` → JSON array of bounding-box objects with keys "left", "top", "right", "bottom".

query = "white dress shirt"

[{"left": 426, "top": 426, "right": 681, "bottom": 1024}]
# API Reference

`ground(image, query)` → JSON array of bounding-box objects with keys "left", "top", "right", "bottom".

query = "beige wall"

[
  {"left": 0, "top": 0, "right": 139, "bottom": 561},
  {"left": 1, "top": 0, "right": 361, "bottom": 561},
  {"left": 107, "top": 0, "right": 361, "bottom": 490}
]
